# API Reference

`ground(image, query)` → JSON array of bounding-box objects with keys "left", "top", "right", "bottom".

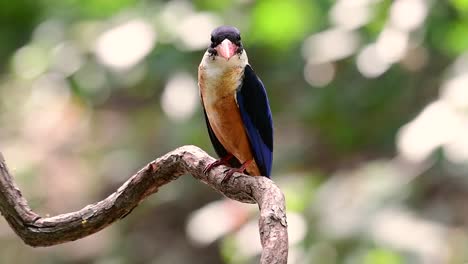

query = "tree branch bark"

[{"left": 0, "top": 145, "right": 288, "bottom": 264}]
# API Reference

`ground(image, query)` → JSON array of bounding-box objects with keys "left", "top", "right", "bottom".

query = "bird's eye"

[
  {"left": 210, "top": 36, "right": 214, "bottom": 42},
  {"left": 237, "top": 35, "right": 241, "bottom": 41},
  {"left": 208, "top": 47, "right": 217, "bottom": 56}
]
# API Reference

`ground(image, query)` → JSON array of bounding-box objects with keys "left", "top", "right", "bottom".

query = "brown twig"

[{"left": 0, "top": 145, "right": 288, "bottom": 264}]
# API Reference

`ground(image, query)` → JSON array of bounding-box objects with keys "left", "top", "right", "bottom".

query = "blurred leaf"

[
  {"left": 221, "top": 236, "right": 247, "bottom": 264},
  {"left": 365, "top": 0, "right": 391, "bottom": 38},
  {"left": 444, "top": 20, "right": 468, "bottom": 54},
  {"left": 84, "top": 0, "right": 137, "bottom": 17},
  {"left": 283, "top": 174, "right": 321, "bottom": 212},
  {"left": 364, "top": 248, "right": 403, "bottom": 264},
  {"left": 194, "top": 0, "right": 233, "bottom": 11},
  {"left": 49, "top": 0, "right": 137, "bottom": 18},
  {"left": 427, "top": 1, "right": 468, "bottom": 55},
  {"left": 0, "top": 0, "right": 41, "bottom": 68},
  {"left": 251, "top": 0, "right": 317, "bottom": 48},
  {"left": 451, "top": 0, "right": 468, "bottom": 14}
]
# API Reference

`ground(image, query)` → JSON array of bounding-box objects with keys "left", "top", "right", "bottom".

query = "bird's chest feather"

[
  {"left": 199, "top": 65, "right": 243, "bottom": 104},
  {"left": 198, "top": 64, "right": 244, "bottom": 116},
  {"left": 199, "top": 65, "right": 250, "bottom": 155}
]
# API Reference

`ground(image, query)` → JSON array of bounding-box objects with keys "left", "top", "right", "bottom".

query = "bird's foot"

[
  {"left": 221, "top": 160, "right": 253, "bottom": 184},
  {"left": 203, "top": 154, "right": 234, "bottom": 174}
]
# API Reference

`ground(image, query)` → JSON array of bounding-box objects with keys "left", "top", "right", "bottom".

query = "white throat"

[
  {"left": 200, "top": 50, "right": 248, "bottom": 76},
  {"left": 199, "top": 50, "right": 249, "bottom": 104}
]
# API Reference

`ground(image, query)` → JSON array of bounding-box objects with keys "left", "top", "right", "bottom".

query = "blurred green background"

[{"left": 1, "top": 0, "right": 468, "bottom": 263}]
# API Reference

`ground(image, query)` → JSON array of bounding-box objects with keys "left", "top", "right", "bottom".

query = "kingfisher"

[{"left": 198, "top": 26, "right": 273, "bottom": 180}]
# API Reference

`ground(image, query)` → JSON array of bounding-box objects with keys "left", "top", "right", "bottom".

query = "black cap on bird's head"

[{"left": 208, "top": 26, "right": 243, "bottom": 60}]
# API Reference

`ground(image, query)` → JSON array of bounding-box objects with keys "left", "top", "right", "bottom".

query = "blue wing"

[{"left": 236, "top": 65, "right": 273, "bottom": 177}]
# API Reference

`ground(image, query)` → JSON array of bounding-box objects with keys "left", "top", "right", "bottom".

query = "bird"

[{"left": 198, "top": 26, "right": 273, "bottom": 180}]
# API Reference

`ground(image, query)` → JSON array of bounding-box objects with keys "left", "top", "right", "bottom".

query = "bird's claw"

[
  {"left": 221, "top": 171, "right": 233, "bottom": 185},
  {"left": 203, "top": 154, "right": 234, "bottom": 174},
  {"left": 221, "top": 168, "right": 244, "bottom": 184},
  {"left": 203, "top": 161, "right": 218, "bottom": 174},
  {"left": 220, "top": 159, "right": 253, "bottom": 184},
  {"left": 203, "top": 160, "right": 227, "bottom": 174}
]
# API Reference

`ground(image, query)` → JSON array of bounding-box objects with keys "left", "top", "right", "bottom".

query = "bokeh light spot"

[
  {"left": 12, "top": 45, "right": 49, "bottom": 79},
  {"left": 302, "top": 28, "right": 360, "bottom": 63},
  {"left": 330, "top": 1, "right": 372, "bottom": 30},
  {"left": 376, "top": 26, "right": 409, "bottom": 63},
  {"left": 304, "top": 62, "right": 335, "bottom": 87},
  {"left": 356, "top": 44, "right": 390, "bottom": 78},
  {"left": 161, "top": 73, "right": 199, "bottom": 122},
  {"left": 51, "top": 42, "right": 83, "bottom": 76},
  {"left": 390, "top": 0, "right": 428, "bottom": 32},
  {"left": 397, "top": 101, "right": 462, "bottom": 162},
  {"left": 175, "top": 12, "right": 221, "bottom": 51},
  {"left": 94, "top": 19, "right": 156, "bottom": 70},
  {"left": 441, "top": 73, "right": 468, "bottom": 109}
]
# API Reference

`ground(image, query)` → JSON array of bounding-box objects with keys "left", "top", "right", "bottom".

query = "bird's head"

[{"left": 207, "top": 26, "right": 244, "bottom": 61}]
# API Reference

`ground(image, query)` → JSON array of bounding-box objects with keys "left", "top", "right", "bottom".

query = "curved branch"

[{"left": 0, "top": 145, "right": 288, "bottom": 264}]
